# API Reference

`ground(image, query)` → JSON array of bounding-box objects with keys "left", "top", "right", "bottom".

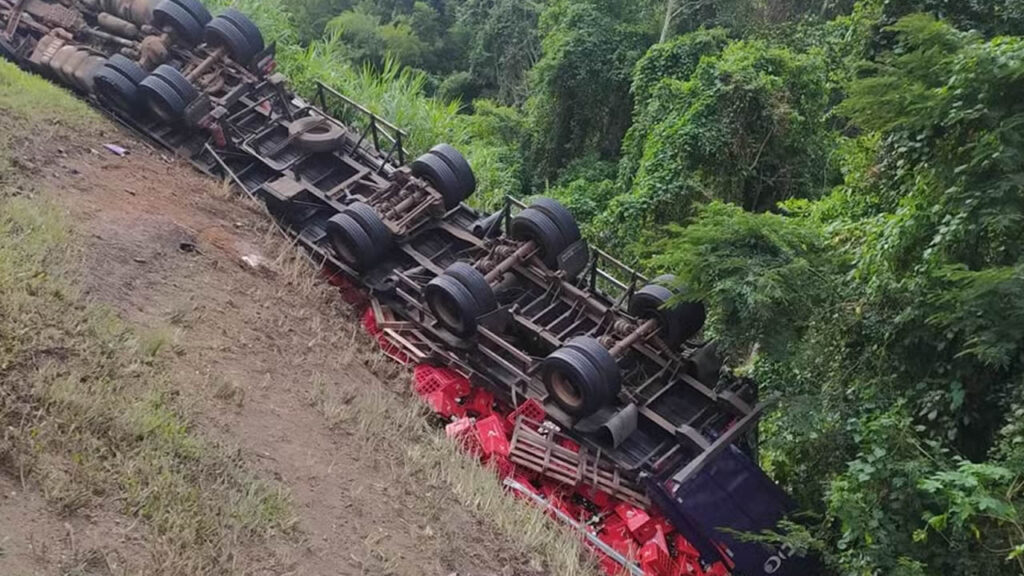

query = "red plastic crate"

[
  {"left": 462, "top": 387, "right": 495, "bottom": 418},
  {"left": 615, "top": 503, "right": 652, "bottom": 535},
  {"left": 506, "top": 398, "right": 546, "bottom": 427},
  {"left": 476, "top": 414, "right": 511, "bottom": 457},
  {"left": 639, "top": 537, "right": 675, "bottom": 576}
]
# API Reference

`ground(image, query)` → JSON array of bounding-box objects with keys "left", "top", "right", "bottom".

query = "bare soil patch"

[{"left": 1, "top": 102, "right": 551, "bottom": 575}]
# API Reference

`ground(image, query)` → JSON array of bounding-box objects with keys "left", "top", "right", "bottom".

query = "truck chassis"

[{"left": 0, "top": 2, "right": 819, "bottom": 574}]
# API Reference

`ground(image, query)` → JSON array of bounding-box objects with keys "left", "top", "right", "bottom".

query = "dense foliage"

[{"left": 205, "top": 0, "right": 1024, "bottom": 573}]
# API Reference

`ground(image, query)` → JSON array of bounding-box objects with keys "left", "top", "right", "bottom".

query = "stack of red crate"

[{"left": 369, "top": 308, "right": 733, "bottom": 576}]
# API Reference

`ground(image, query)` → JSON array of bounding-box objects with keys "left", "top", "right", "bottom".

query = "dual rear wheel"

[{"left": 96, "top": 5, "right": 264, "bottom": 121}]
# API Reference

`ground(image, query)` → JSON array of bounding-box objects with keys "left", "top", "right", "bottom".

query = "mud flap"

[{"left": 575, "top": 403, "right": 638, "bottom": 449}]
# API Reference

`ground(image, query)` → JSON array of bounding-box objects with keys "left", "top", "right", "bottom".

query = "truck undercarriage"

[{"left": 0, "top": 2, "right": 820, "bottom": 574}]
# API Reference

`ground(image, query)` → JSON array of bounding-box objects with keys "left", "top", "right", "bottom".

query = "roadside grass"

[
  {"left": 267, "top": 239, "right": 601, "bottom": 576},
  {"left": 0, "top": 61, "right": 293, "bottom": 574}
]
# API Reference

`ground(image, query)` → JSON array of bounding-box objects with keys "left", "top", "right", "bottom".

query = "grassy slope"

[
  {"left": 0, "top": 60, "right": 292, "bottom": 575},
  {"left": 0, "top": 58, "right": 600, "bottom": 576}
]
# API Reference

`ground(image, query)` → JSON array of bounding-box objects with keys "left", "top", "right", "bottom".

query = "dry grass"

[
  {"left": 252, "top": 221, "right": 602, "bottom": 576},
  {"left": 0, "top": 61, "right": 294, "bottom": 575}
]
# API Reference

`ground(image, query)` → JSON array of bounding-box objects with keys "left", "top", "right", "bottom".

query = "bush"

[{"left": 599, "top": 36, "right": 834, "bottom": 253}]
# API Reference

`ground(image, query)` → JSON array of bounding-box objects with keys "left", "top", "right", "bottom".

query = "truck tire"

[
  {"left": 426, "top": 263, "right": 497, "bottom": 337},
  {"left": 428, "top": 144, "right": 476, "bottom": 202},
  {"left": 153, "top": 0, "right": 203, "bottom": 46},
  {"left": 342, "top": 202, "right": 392, "bottom": 252},
  {"left": 168, "top": 0, "right": 211, "bottom": 27},
  {"left": 426, "top": 274, "right": 477, "bottom": 338},
  {"left": 105, "top": 54, "right": 148, "bottom": 86},
  {"left": 629, "top": 274, "right": 706, "bottom": 348},
  {"left": 541, "top": 345, "right": 617, "bottom": 418},
  {"left": 411, "top": 152, "right": 463, "bottom": 210},
  {"left": 218, "top": 9, "right": 264, "bottom": 56},
  {"left": 205, "top": 15, "right": 254, "bottom": 65},
  {"left": 140, "top": 65, "right": 198, "bottom": 121},
  {"left": 288, "top": 116, "right": 346, "bottom": 153},
  {"left": 326, "top": 213, "right": 375, "bottom": 271},
  {"left": 530, "top": 197, "right": 581, "bottom": 246},
  {"left": 442, "top": 262, "right": 497, "bottom": 314},
  {"left": 566, "top": 336, "right": 621, "bottom": 399},
  {"left": 510, "top": 207, "right": 566, "bottom": 269},
  {"left": 95, "top": 66, "right": 143, "bottom": 113}
]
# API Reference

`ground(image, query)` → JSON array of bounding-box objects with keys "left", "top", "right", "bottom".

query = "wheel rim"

[
  {"left": 149, "top": 97, "right": 176, "bottom": 121},
  {"left": 430, "top": 291, "right": 466, "bottom": 335},
  {"left": 330, "top": 234, "right": 357, "bottom": 266},
  {"left": 549, "top": 370, "right": 584, "bottom": 410}
]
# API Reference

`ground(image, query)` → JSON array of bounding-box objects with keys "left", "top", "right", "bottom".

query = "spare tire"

[
  {"left": 411, "top": 152, "right": 463, "bottom": 210},
  {"left": 629, "top": 274, "right": 706, "bottom": 348},
  {"left": 510, "top": 207, "right": 566, "bottom": 269},
  {"left": 288, "top": 116, "right": 346, "bottom": 153}
]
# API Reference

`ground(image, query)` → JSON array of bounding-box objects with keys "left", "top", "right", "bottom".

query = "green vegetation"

[
  {"left": 207, "top": 1, "right": 1024, "bottom": 573},
  {"left": 0, "top": 60, "right": 292, "bottom": 574}
]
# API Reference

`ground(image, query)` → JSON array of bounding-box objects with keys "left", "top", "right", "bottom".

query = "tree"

[
  {"left": 525, "top": 0, "right": 651, "bottom": 184},
  {"left": 598, "top": 34, "right": 833, "bottom": 252}
]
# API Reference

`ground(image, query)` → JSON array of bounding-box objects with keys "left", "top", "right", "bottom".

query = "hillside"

[{"left": 0, "top": 60, "right": 594, "bottom": 576}]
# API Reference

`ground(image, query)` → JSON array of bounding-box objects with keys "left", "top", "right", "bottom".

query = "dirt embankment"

[{"left": 0, "top": 63, "right": 594, "bottom": 576}]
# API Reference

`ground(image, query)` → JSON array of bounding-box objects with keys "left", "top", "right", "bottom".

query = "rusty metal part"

[
  {"left": 483, "top": 240, "right": 538, "bottom": 283},
  {"left": 3, "top": 0, "right": 27, "bottom": 39},
  {"left": 138, "top": 33, "right": 166, "bottom": 67},
  {"left": 609, "top": 318, "right": 660, "bottom": 358},
  {"left": 185, "top": 46, "right": 226, "bottom": 82},
  {"left": 27, "top": 32, "right": 64, "bottom": 67},
  {"left": 23, "top": 0, "right": 84, "bottom": 31},
  {"left": 97, "top": 12, "right": 139, "bottom": 38},
  {"left": 80, "top": 26, "right": 137, "bottom": 48},
  {"left": 508, "top": 419, "right": 651, "bottom": 508}
]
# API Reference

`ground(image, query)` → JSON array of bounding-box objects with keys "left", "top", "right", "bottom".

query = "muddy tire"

[
  {"left": 530, "top": 197, "right": 581, "bottom": 247},
  {"left": 411, "top": 152, "right": 463, "bottom": 210},
  {"left": 425, "top": 263, "right": 496, "bottom": 338},
  {"left": 510, "top": 207, "right": 566, "bottom": 269},
  {"left": 629, "top": 274, "right": 706, "bottom": 348},
  {"left": 288, "top": 116, "right": 346, "bottom": 153},
  {"left": 153, "top": 0, "right": 203, "bottom": 46},
  {"left": 428, "top": 144, "right": 476, "bottom": 202},
  {"left": 541, "top": 344, "right": 619, "bottom": 418}
]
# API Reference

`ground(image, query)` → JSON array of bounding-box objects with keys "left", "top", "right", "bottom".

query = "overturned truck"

[{"left": 0, "top": 2, "right": 819, "bottom": 574}]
